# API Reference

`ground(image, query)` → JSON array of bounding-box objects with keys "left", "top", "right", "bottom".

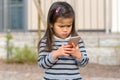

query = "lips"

[
  {"left": 61, "top": 34, "right": 69, "bottom": 38},
  {"left": 63, "top": 33, "right": 68, "bottom": 36}
]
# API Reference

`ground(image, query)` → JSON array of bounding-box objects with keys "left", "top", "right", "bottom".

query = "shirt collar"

[{"left": 53, "top": 35, "right": 71, "bottom": 41}]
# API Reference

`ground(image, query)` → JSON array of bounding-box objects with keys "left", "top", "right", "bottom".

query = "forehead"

[{"left": 55, "top": 17, "right": 73, "bottom": 24}]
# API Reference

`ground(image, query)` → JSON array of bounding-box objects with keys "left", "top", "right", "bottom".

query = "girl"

[{"left": 38, "top": 1, "right": 89, "bottom": 80}]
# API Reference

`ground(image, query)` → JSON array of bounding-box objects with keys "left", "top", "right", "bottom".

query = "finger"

[
  {"left": 64, "top": 47, "right": 72, "bottom": 51},
  {"left": 61, "top": 44, "right": 65, "bottom": 47},
  {"left": 66, "top": 44, "right": 73, "bottom": 48},
  {"left": 63, "top": 44, "right": 71, "bottom": 48},
  {"left": 64, "top": 50, "right": 72, "bottom": 54},
  {"left": 63, "top": 53, "right": 70, "bottom": 56},
  {"left": 72, "top": 42, "right": 76, "bottom": 48}
]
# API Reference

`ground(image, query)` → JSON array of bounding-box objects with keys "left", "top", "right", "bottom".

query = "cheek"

[
  {"left": 52, "top": 27, "right": 60, "bottom": 35},
  {"left": 53, "top": 27, "right": 59, "bottom": 32},
  {"left": 69, "top": 27, "right": 72, "bottom": 32}
]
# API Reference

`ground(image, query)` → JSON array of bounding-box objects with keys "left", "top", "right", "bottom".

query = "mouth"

[{"left": 62, "top": 34, "right": 69, "bottom": 37}]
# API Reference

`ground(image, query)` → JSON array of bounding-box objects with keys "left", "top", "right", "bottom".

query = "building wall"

[
  {"left": 26, "top": 0, "right": 38, "bottom": 31},
  {"left": 27, "top": 0, "right": 116, "bottom": 32},
  {"left": 33, "top": 0, "right": 110, "bottom": 31},
  {"left": 75, "top": 0, "right": 105, "bottom": 30},
  {"left": 0, "top": 0, "right": 120, "bottom": 33},
  {"left": 112, "top": 0, "right": 120, "bottom": 33},
  {"left": 0, "top": 0, "right": 3, "bottom": 31},
  {"left": 0, "top": 0, "right": 25, "bottom": 32}
]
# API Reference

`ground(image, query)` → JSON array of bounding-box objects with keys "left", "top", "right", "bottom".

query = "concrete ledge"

[
  {"left": 87, "top": 48, "right": 120, "bottom": 65},
  {"left": 0, "top": 32, "right": 120, "bottom": 65}
]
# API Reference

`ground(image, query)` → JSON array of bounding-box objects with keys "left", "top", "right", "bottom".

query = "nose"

[{"left": 63, "top": 27, "right": 68, "bottom": 32}]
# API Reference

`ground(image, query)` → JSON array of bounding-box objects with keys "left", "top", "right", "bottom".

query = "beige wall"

[
  {"left": 27, "top": 0, "right": 38, "bottom": 30},
  {"left": 27, "top": 0, "right": 111, "bottom": 31},
  {"left": 112, "top": 0, "right": 120, "bottom": 33}
]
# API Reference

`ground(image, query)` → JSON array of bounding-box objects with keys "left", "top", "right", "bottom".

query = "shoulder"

[
  {"left": 38, "top": 37, "right": 47, "bottom": 47},
  {"left": 79, "top": 37, "right": 84, "bottom": 42},
  {"left": 78, "top": 37, "right": 85, "bottom": 44},
  {"left": 40, "top": 37, "right": 47, "bottom": 43}
]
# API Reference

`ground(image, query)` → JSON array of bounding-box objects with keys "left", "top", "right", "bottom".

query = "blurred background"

[{"left": 0, "top": 0, "right": 120, "bottom": 80}]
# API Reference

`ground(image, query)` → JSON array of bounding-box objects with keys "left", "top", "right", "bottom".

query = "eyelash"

[{"left": 58, "top": 25, "right": 72, "bottom": 28}]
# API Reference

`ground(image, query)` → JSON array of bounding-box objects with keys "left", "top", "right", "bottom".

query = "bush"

[{"left": 6, "top": 45, "right": 38, "bottom": 63}]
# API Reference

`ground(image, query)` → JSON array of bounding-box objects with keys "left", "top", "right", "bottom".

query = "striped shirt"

[{"left": 38, "top": 36, "right": 89, "bottom": 80}]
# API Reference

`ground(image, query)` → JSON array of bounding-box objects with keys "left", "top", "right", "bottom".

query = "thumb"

[
  {"left": 64, "top": 53, "right": 70, "bottom": 56},
  {"left": 72, "top": 42, "right": 76, "bottom": 48}
]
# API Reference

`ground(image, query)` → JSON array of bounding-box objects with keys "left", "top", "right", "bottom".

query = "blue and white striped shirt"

[{"left": 38, "top": 36, "right": 89, "bottom": 80}]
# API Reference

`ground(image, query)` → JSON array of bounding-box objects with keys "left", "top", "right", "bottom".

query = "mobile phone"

[{"left": 68, "top": 36, "right": 81, "bottom": 46}]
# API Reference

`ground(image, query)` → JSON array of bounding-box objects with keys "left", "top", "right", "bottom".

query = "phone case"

[{"left": 68, "top": 36, "right": 81, "bottom": 46}]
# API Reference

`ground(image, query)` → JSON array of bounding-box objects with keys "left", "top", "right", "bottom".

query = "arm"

[
  {"left": 75, "top": 39, "right": 89, "bottom": 67},
  {"left": 38, "top": 39, "right": 58, "bottom": 69}
]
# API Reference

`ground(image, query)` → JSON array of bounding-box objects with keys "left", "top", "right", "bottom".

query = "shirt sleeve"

[
  {"left": 38, "top": 39, "right": 58, "bottom": 69},
  {"left": 75, "top": 38, "right": 89, "bottom": 67}
]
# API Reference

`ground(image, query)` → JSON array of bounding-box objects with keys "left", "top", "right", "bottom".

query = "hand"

[
  {"left": 52, "top": 44, "right": 72, "bottom": 59},
  {"left": 70, "top": 43, "right": 82, "bottom": 59},
  {"left": 57, "top": 44, "right": 73, "bottom": 56}
]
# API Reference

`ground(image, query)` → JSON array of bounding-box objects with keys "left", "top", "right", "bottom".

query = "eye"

[
  {"left": 67, "top": 25, "right": 72, "bottom": 27},
  {"left": 58, "top": 24, "right": 72, "bottom": 28},
  {"left": 58, "top": 25, "right": 64, "bottom": 28}
]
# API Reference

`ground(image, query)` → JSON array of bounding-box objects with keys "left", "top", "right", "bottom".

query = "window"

[{"left": 9, "top": 0, "right": 23, "bottom": 30}]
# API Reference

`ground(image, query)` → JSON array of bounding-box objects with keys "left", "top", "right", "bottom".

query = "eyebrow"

[
  {"left": 57, "top": 23, "right": 72, "bottom": 25},
  {"left": 58, "top": 24, "right": 72, "bottom": 26},
  {"left": 57, "top": 24, "right": 72, "bottom": 28}
]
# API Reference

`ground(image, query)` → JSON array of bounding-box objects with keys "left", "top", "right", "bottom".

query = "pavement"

[
  {"left": 0, "top": 32, "right": 120, "bottom": 80},
  {"left": 0, "top": 70, "right": 120, "bottom": 80}
]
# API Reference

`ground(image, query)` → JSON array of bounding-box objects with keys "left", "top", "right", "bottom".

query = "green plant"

[
  {"left": 6, "top": 45, "right": 38, "bottom": 63},
  {"left": 115, "top": 38, "right": 120, "bottom": 48},
  {"left": 115, "top": 45, "right": 120, "bottom": 48},
  {"left": 5, "top": 33, "right": 13, "bottom": 40},
  {"left": 5, "top": 33, "right": 38, "bottom": 63},
  {"left": 5, "top": 33, "right": 13, "bottom": 60}
]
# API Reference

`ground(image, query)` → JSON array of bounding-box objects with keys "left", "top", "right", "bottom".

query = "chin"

[
  {"left": 63, "top": 36, "right": 69, "bottom": 39},
  {"left": 57, "top": 35, "right": 69, "bottom": 39}
]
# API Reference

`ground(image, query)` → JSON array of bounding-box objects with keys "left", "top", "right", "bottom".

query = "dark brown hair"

[{"left": 38, "top": 1, "right": 78, "bottom": 52}]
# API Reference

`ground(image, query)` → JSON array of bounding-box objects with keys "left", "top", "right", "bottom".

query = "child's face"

[{"left": 53, "top": 17, "right": 73, "bottom": 39}]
